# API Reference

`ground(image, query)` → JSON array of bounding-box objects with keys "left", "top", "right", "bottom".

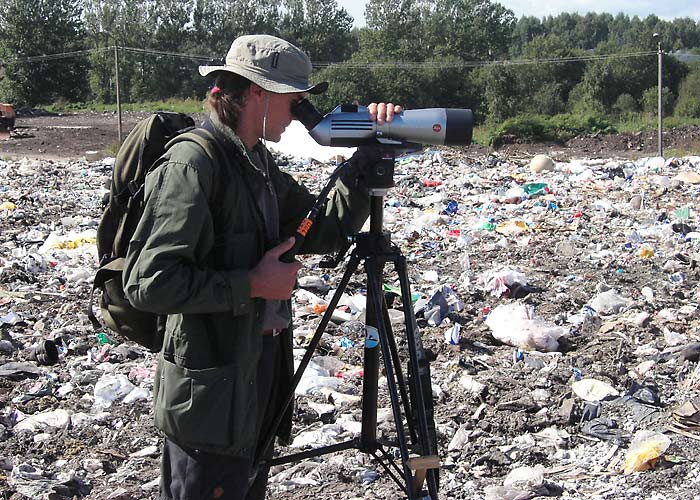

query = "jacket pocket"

[
  {"left": 154, "top": 358, "right": 238, "bottom": 447},
  {"left": 213, "top": 231, "right": 259, "bottom": 269}
]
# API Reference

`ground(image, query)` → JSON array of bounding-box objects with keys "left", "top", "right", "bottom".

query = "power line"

[
  {"left": 120, "top": 46, "right": 213, "bottom": 62},
  {"left": 5, "top": 47, "right": 111, "bottom": 64},
  {"left": 0, "top": 46, "right": 679, "bottom": 69},
  {"left": 312, "top": 50, "right": 658, "bottom": 69},
  {"left": 2, "top": 45, "right": 218, "bottom": 65}
]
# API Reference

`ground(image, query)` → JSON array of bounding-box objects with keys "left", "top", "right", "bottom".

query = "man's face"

[{"left": 263, "top": 91, "right": 307, "bottom": 142}]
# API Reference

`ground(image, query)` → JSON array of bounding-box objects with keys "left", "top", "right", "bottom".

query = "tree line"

[{"left": 1, "top": 0, "right": 699, "bottom": 123}]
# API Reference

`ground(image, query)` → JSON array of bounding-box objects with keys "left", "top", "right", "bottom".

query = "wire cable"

[
  {"left": 0, "top": 45, "right": 674, "bottom": 69},
  {"left": 119, "top": 46, "right": 213, "bottom": 62},
  {"left": 3, "top": 47, "right": 112, "bottom": 64},
  {"left": 312, "top": 50, "right": 659, "bottom": 69}
]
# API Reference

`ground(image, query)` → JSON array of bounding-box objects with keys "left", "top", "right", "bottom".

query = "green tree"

[
  {"left": 313, "top": 0, "right": 427, "bottom": 108},
  {"left": 669, "top": 17, "right": 700, "bottom": 50},
  {"left": 608, "top": 13, "right": 632, "bottom": 45},
  {"left": 567, "top": 40, "right": 688, "bottom": 114},
  {"left": 675, "top": 71, "right": 700, "bottom": 117},
  {"left": 567, "top": 63, "right": 615, "bottom": 115},
  {"left": 474, "top": 35, "right": 584, "bottom": 121},
  {"left": 641, "top": 85, "right": 674, "bottom": 116},
  {"left": 279, "top": 0, "right": 356, "bottom": 62},
  {"left": 321, "top": 0, "right": 516, "bottom": 111},
  {"left": 543, "top": 13, "right": 582, "bottom": 48},
  {"left": 511, "top": 16, "right": 545, "bottom": 55},
  {"left": 575, "top": 13, "right": 612, "bottom": 50},
  {"left": 0, "top": 0, "right": 89, "bottom": 106},
  {"left": 129, "top": 0, "right": 195, "bottom": 101},
  {"left": 83, "top": 0, "right": 152, "bottom": 103},
  {"left": 423, "top": 0, "right": 516, "bottom": 60},
  {"left": 613, "top": 93, "right": 638, "bottom": 117}
]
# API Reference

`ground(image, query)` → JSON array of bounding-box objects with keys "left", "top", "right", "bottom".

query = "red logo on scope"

[{"left": 433, "top": 124, "right": 442, "bottom": 133}]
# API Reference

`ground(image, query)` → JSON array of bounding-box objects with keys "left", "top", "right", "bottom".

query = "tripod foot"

[{"left": 407, "top": 455, "right": 439, "bottom": 493}]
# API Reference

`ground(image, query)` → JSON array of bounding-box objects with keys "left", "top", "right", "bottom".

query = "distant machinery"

[{"left": 0, "top": 103, "right": 15, "bottom": 139}]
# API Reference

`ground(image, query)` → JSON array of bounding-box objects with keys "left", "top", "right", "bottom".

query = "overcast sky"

[{"left": 337, "top": 1, "right": 700, "bottom": 26}]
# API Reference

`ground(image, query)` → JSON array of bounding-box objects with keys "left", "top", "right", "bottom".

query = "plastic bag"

[
  {"left": 485, "top": 303, "right": 568, "bottom": 352},
  {"left": 622, "top": 430, "right": 671, "bottom": 474},
  {"left": 479, "top": 266, "right": 528, "bottom": 297},
  {"left": 571, "top": 378, "right": 620, "bottom": 402}
]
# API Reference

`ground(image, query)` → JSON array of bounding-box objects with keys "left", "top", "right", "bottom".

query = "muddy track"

[{"left": 1, "top": 112, "right": 699, "bottom": 161}]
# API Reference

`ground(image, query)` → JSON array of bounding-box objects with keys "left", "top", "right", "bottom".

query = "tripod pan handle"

[{"left": 279, "top": 232, "right": 305, "bottom": 263}]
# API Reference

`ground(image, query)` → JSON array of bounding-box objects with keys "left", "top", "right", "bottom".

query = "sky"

[{"left": 336, "top": 0, "right": 700, "bottom": 26}]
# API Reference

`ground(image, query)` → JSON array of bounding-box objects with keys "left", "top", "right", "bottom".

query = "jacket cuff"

[{"left": 227, "top": 270, "right": 253, "bottom": 315}]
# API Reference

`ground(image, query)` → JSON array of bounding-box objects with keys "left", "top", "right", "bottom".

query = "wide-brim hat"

[{"left": 199, "top": 34, "right": 328, "bottom": 95}]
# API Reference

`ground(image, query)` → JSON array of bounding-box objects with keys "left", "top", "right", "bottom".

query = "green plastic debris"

[
  {"left": 383, "top": 283, "right": 421, "bottom": 303},
  {"left": 522, "top": 183, "right": 548, "bottom": 196},
  {"left": 480, "top": 222, "right": 496, "bottom": 231},
  {"left": 674, "top": 206, "right": 690, "bottom": 220},
  {"left": 96, "top": 332, "right": 111, "bottom": 344}
]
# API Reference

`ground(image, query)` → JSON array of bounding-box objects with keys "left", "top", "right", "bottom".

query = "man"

[{"left": 123, "top": 34, "right": 400, "bottom": 500}]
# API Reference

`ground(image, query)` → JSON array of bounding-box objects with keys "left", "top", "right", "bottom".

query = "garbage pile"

[{"left": 2, "top": 149, "right": 700, "bottom": 500}]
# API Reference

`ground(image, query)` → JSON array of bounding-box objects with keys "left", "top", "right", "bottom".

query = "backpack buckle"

[{"left": 127, "top": 180, "right": 142, "bottom": 196}]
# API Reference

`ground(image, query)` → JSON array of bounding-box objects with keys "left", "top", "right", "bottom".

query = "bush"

[
  {"left": 488, "top": 115, "right": 553, "bottom": 146},
  {"left": 613, "top": 93, "right": 638, "bottom": 117},
  {"left": 641, "top": 86, "right": 674, "bottom": 116},
  {"left": 531, "top": 84, "right": 567, "bottom": 116},
  {"left": 567, "top": 82, "right": 607, "bottom": 116},
  {"left": 548, "top": 113, "right": 614, "bottom": 137},
  {"left": 674, "top": 72, "right": 700, "bottom": 118},
  {"left": 488, "top": 113, "right": 614, "bottom": 146}
]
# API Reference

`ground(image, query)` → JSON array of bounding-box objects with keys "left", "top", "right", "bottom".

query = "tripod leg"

[
  {"left": 365, "top": 256, "right": 418, "bottom": 500},
  {"left": 362, "top": 276, "right": 417, "bottom": 453},
  {"left": 381, "top": 302, "right": 417, "bottom": 443},
  {"left": 255, "top": 251, "right": 363, "bottom": 469},
  {"left": 396, "top": 255, "right": 440, "bottom": 499}
]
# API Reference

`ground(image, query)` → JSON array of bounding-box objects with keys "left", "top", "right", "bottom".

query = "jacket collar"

[{"left": 207, "top": 112, "right": 269, "bottom": 178}]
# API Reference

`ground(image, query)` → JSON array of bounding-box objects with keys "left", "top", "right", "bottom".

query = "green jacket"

[{"left": 123, "top": 118, "right": 369, "bottom": 459}]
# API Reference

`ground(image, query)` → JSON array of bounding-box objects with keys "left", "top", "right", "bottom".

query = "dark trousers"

[{"left": 159, "top": 335, "right": 281, "bottom": 500}]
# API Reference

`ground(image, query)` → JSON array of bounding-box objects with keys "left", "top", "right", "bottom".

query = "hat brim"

[{"left": 198, "top": 64, "right": 328, "bottom": 95}]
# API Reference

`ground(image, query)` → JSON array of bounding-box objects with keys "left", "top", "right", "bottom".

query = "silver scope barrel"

[{"left": 293, "top": 102, "right": 473, "bottom": 147}]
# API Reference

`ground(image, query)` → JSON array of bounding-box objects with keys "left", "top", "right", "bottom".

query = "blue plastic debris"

[
  {"left": 443, "top": 200, "right": 459, "bottom": 215},
  {"left": 339, "top": 337, "right": 355, "bottom": 348}
]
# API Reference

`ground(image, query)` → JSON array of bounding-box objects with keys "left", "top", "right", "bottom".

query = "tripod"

[{"left": 259, "top": 151, "right": 440, "bottom": 500}]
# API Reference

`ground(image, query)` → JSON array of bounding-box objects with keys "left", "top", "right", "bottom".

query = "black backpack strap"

[
  {"left": 86, "top": 257, "right": 125, "bottom": 330},
  {"left": 188, "top": 121, "right": 270, "bottom": 241},
  {"left": 166, "top": 127, "right": 226, "bottom": 186},
  {"left": 186, "top": 127, "right": 229, "bottom": 210}
]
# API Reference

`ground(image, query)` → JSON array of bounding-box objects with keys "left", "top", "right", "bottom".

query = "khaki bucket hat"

[{"left": 199, "top": 34, "right": 328, "bottom": 95}]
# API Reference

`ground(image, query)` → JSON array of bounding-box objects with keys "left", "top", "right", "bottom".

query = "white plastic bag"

[{"left": 485, "top": 303, "right": 568, "bottom": 352}]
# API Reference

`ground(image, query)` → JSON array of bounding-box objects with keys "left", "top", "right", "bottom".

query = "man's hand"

[
  {"left": 249, "top": 238, "right": 302, "bottom": 300},
  {"left": 368, "top": 102, "right": 402, "bottom": 125}
]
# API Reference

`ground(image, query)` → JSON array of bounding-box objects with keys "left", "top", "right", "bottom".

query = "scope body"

[{"left": 292, "top": 101, "right": 473, "bottom": 148}]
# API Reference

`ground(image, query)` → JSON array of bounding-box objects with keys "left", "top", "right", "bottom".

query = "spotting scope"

[{"left": 292, "top": 100, "right": 473, "bottom": 148}]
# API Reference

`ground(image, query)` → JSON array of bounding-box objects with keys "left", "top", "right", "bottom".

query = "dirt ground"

[{"left": 2, "top": 111, "right": 700, "bottom": 160}]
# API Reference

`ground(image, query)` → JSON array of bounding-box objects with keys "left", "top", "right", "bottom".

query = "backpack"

[{"left": 87, "top": 112, "right": 223, "bottom": 352}]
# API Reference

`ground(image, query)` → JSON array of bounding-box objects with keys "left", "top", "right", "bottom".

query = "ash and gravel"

[{"left": 2, "top": 147, "right": 700, "bottom": 500}]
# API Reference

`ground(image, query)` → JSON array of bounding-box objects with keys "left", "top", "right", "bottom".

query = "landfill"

[{"left": 2, "top": 147, "right": 700, "bottom": 500}]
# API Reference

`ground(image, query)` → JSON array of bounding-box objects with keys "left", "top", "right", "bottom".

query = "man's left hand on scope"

[{"left": 368, "top": 102, "right": 403, "bottom": 125}]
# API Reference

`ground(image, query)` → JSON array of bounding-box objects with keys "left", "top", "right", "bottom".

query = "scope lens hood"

[{"left": 444, "top": 109, "right": 474, "bottom": 145}]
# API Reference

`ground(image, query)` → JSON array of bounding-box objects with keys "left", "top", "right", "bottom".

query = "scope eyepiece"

[{"left": 292, "top": 98, "right": 324, "bottom": 131}]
